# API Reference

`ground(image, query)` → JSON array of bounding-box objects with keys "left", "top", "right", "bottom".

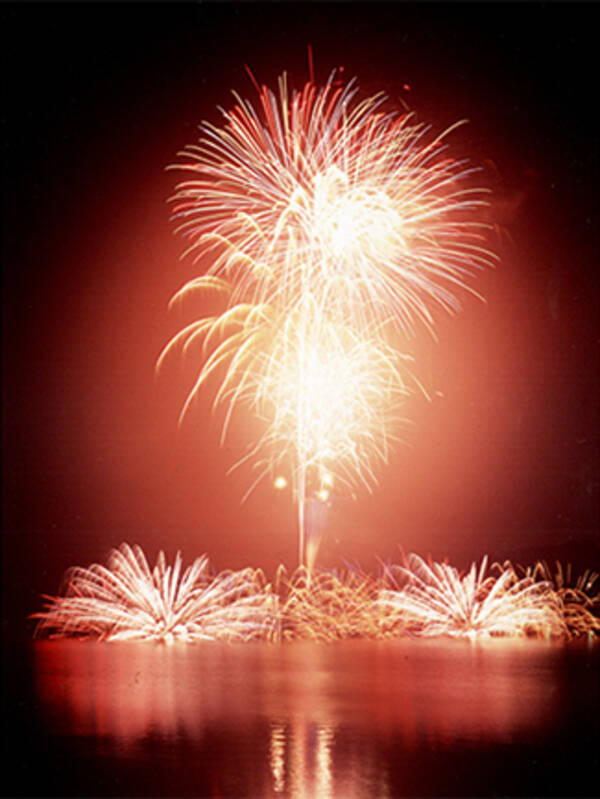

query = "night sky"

[{"left": 3, "top": 2, "right": 598, "bottom": 636}]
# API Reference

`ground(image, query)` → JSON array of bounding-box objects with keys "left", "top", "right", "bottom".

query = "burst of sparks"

[
  {"left": 166, "top": 71, "right": 495, "bottom": 339},
  {"left": 157, "top": 70, "right": 496, "bottom": 563},
  {"left": 378, "top": 554, "right": 567, "bottom": 640},
  {"left": 228, "top": 306, "right": 415, "bottom": 496},
  {"left": 520, "top": 561, "right": 600, "bottom": 638},
  {"left": 32, "top": 547, "right": 598, "bottom": 643},
  {"left": 32, "top": 543, "right": 278, "bottom": 643},
  {"left": 275, "top": 564, "right": 385, "bottom": 642}
]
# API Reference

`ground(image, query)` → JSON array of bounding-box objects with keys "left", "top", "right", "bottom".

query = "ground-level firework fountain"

[
  {"left": 33, "top": 544, "right": 599, "bottom": 642},
  {"left": 33, "top": 544, "right": 278, "bottom": 643}
]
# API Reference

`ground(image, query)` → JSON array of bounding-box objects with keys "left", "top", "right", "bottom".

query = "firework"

[
  {"left": 32, "top": 543, "right": 278, "bottom": 643},
  {"left": 378, "top": 553, "right": 567, "bottom": 640},
  {"left": 276, "top": 564, "right": 386, "bottom": 641},
  {"left": 160, "top": 291, "right": 415, "bottom": 563},
  {"left": 520, "top": 561, "right": 600, "bottom": 638},
  {"left": 32, "top": 547, "right": 599, "bottom": 642},
  {"left": 159, "top": 69, "right": 495, "bottom": 564},
  {"left": 167, "top": 71, "right": 495, "bottom": 338}
]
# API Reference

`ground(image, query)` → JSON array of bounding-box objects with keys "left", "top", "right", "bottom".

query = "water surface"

[{"left": 7, "top": 638, "right": 599, "bottom": 797}]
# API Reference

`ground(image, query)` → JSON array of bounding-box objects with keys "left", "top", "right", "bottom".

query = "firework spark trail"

[
  {"left": 158, "top": 69, "right": 497, "bottom": 564},
  {"left": 275, "top": 564, "right": 387, "bottom": 642},
  {"left": 32, "top": 544, "right": 279, "bottom": 643},
  {"left": 378, "top": 554, "right": 567, "bottom": 640},
  {"left": 519, "top": 561, "right": 600, "bottom": 638}
]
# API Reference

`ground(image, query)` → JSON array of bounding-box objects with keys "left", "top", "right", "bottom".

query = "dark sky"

[{"left": 3, "top": 2, "right": 599, "bottom": 632}]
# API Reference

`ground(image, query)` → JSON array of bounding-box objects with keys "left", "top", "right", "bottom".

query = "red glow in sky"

[{"left": 3, "top": 4, "right": 598, "bottom": 628}]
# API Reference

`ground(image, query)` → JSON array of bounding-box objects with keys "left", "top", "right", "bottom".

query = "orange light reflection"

[{"left": 34, "top": 639, "right": 564, "bottom": 795}]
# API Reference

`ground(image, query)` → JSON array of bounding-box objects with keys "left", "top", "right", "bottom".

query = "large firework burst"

[
  {"left": 33, "top": 543, "right": 278, "bottom": 643},
  {"left": 158, "top": 69, "right": 496, "bottom": 564},
  {"left": 167, "top": 71, "right": 495, "bottom": 337}
]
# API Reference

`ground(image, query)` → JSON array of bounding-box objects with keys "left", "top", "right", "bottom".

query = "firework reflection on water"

[{"left": 32, "top": 637, "right": 592, "bottom": 797}]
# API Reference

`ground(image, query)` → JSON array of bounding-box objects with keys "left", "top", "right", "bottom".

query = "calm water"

[{"left": 4, "top": 638, "right": 599, "bottom": 797}]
